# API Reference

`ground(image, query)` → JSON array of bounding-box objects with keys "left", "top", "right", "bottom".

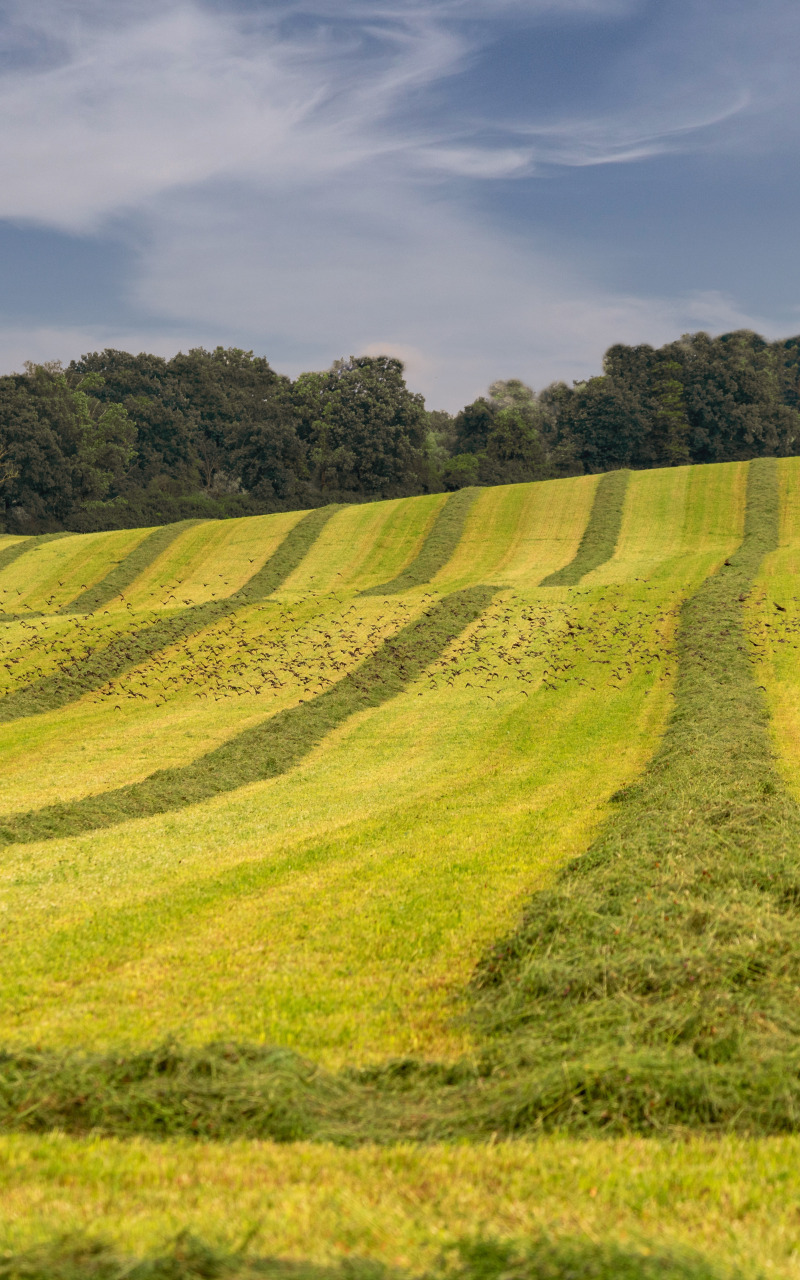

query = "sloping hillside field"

[{"left": 5, "top": 460, "right": 800, "bottom": 1278}]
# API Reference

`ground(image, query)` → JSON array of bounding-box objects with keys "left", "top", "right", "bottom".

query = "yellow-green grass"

[
  {"left": 745, "top": 455, "right": 800, "bottom": 795},
  {"left": 584, "top": 460, "right": 748, "bottom": 587},
  {"left": 0, "top": 464, "right": 748, "bottom": 1064},
  {"left": 0, "top": 609, "right": 156, "bottom": 697},
  {"left": 2, "top": 1133, "right": 800, "bottom": 1277},
  {"left": 0, "top": 463, "right": 738, "bottom": 811},
  {"left": 0, "top": 465, "right": 790, "bottom": 1268},
  {"left": 280, "top": 493, "right": 447, "bottom": 596},
  {"left": 0, "top": 589, "right": 675, "bottom": 1062},
  {"left": 0, "top": 468, "right": 670, "bottom": 809},
  {"left": 0, "top": 526, "right": 152, "bottom": 615},
  {"left": 0, "top": 594, "right": 420, "bottom": 811},
  {"left": 431, "top": 475, "right": 597, "bottom": 590},
  {"left": 118, "top": 509, "right": 308, "bottom": 611}
]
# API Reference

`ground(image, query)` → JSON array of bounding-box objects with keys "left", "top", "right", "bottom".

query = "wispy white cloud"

[
  {"left": 0, "top": 0, "right": 786, "bottom": 232},
  {"left": 0, "top": 0, "right": 798, "bottom": 405},
  {"left": 124, "top": 173, "right": 783, "bottom": 409}
]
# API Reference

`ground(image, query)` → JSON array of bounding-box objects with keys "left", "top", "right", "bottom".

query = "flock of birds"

[
  {"left": 0, "top": 556, "right": 680, "bottom": 720},
  {"left": 746, "top": 588, "right": 799, "bottom": 671}
]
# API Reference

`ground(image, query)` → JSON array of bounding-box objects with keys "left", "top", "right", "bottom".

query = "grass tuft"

[
  {"left": 0, "top": 1042, "right": 337, "bottom": 1142},
  {"left": 0, "top": 1233, "right": 744, "bottom": 1280}
]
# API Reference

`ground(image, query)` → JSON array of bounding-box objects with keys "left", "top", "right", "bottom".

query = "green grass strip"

[
  {"left": 0, "top": 586, "right": 495, "bottom": 844},
  {"left": 468, "top": 456, "right": 800, "bottom": 1132},
  {"left": 6, "top": 465, "right": 800, "bottom": 1141},
  {"left": 0, "top": 1230, "right": 737, "bottom": 1280},
  {"left": 539, "top": 469, "right": 629, "bottom": 586},
  {"left": 360, "top": 488, "right": 479, "bottom": 596},
  {"left": 0, "top": 533, "right": 71, "bottom": 622},
  {"left": 59, "top": 521, "right": 203, "bottom": 615},
  {"left": 0, "top": 531, "right": 69, "bottom": 577},
  {"left": 0, "top": 507, "right": 338, "bottom": 723}
]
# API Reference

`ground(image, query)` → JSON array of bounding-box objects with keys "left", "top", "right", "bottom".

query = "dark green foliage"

[
  {"left": 5, "top": 331, "right": 800, "bottom": 533},
  {"left": 69, "top": 350, "right": 203, "bottom": 493},
  {"left": 0, "top": 507, "right": 339, "bottom": 722},
  {"left": 0, "top": 365, "right": 135, "bottom": 529},
  {"left": 448, "top": 384, "right": 551, "bottom": 487},
  {"left": 453, "top": 398, "right": 495, "bottom": 454},
  {"left": 539, "top": 470, "right": 629, "bottom": 586},
  {"left": 480, "top": 408, "right": 547, "bottom": 485},
  {"left": 293, "top": 357, "right": 428, "bottom": 497},
  {"left": 0, "top": 586, "right": 495, "bottom": 842},
  {"left": 360, "top": 489, "right": 479, "bottom": 595},
  {"left": 546, "top": 379, "right": 648, "bottom": 474},
  {"left": 664, "top": 332, "right": 799, "bottom": 463},
  {"left": 60, "top": 521, "right": 203, "bottom": 614},
  {"left": 0, "top": 352, "right": 433, "bottom": 533},
  {"left": 0, "top": 1234, "right": 738, "bottom": 1280},
  {"left": 570, "top": 332, "right": 800, "bottom": 470}
]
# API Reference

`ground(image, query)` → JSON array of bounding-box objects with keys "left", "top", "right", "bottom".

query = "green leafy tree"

[
  {"left": 0, "top": 364, "right": 135, "bottom": 528},
  {"left": 453, "top": 397, "right": 495, "bottom": 454},
  {"left": 293, "top": 355, "right": 427, "bottom": 497},
  {"left": 482, "top": 406, "right": 547, "bottom": 482},
  {"left": 68, "top": 349, "right": 197, "bottom": 492},
  {"left": 552, "top": 376, "right": 648, "bottom": 473}
]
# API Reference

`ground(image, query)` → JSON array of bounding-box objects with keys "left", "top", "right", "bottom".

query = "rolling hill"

[{"left": 2, "top": 459, "right": 800, "bottom": 1279}]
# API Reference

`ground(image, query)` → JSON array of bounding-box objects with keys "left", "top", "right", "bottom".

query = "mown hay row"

[
  {"left": 539, "top": 470, "right": 629, "bottom": 586},
  {"left": 0, "top": 507, "right": 340, "bottom": 722},
  {"left": 0, "top": 587, "right": 496, "bottom": 843},
  {"left": 360, "top": 488, "right": 479, "bottom": 596},
  {"left": 470, "top": 457, "right": 800, "bottom": 1132},
  {"left": 59, "top": 520, "right": 202, "bottom": 614}
]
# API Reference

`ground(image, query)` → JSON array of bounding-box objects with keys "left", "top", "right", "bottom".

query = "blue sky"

[{"left": 0, "top": 0, "right": 798, "bottom": 409}]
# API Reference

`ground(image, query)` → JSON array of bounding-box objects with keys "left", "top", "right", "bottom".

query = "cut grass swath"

[
  {"left": 0, "top": 532, "right": 69, "bottom": 579},
  {"left": 0, "top": 1231, "right": 740, "bottom": 1280},
  {"left": 2, "top": 462, "right": 795, "bottom": 1136},
  {"left": 360, "top": 489, "right": 479, "bottom": 596},
  {"left": 0, "top": 534, "right": 71, "bottom": 620},
  {"left": 0, "top": 586, "right": 495, "bottom": 843},
  {"left": 471, "top": 456, "right": 800, "bottom": 1131},
  {"left": 59, "top": 520, "right": 202, "bottom": 615},
  {"left": 539, "top": 470, "right": 629, "bottom": 586},
  {"left": 0, "top": 506, "right": 339, "bottom": 723}
]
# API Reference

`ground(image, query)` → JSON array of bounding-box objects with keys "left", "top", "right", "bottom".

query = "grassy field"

[
  {"left": 1, "top": 459, "right": 798, "bottom": 1277},
  {"left": 3, "top": 1133, "right": 800, "bottom": 1277}
]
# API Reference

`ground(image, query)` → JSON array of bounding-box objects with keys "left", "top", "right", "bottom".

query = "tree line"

[{"left": 1, "top": 329, "right": 798, "bottom": 533}]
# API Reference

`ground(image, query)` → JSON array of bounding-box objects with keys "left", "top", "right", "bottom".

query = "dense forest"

[{"left": 0, "top": 329, "right": 798, "bottom": 532}]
